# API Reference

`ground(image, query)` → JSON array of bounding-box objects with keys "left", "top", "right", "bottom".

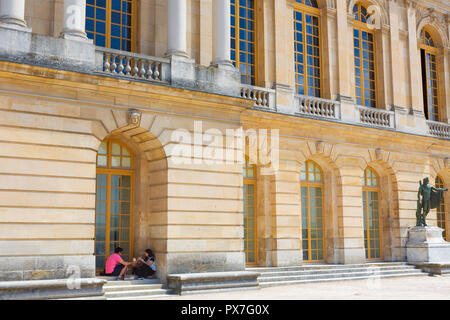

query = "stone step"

[
  {"left": 167, "top": 271, "right": 260, "bottom": 296},
  {"left": 104, "top": 284, "right": 163, "bottom": 292},
  {"left": 258, "top": 269, "right": 426, "bottom": 283},
  {"left": 108, "top": 294, "right": 174, "bottom": 300},
  {"left": 259, "top": 272, "right": 428, "bottom": 288},
  {"left": 247, "top": 262, "right": 407, "bottom": 273},
  {"left": 105, "top": 288, "right": 169, "bottom": 299},
  {"left": 104, "top": 279, "right": 160, "bottom": 286},
  {"left": 257, "top": 266, "right": 419, "bottom": 278}
]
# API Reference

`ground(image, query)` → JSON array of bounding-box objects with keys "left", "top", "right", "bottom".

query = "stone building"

[{"left": 0, "top": 0, "right": 449, "bottom": 297}]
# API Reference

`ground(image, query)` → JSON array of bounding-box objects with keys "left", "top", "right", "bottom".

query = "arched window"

[
  {"left": 243, "top": 157, "right": 257, "bottom": 265},
  {"left": 231, "top": 0, "right": 257, "bottom": 85},
  {"left": 294, "top": 0, "right": 321, "bottom": 97},
  {"left": 362, "top": 167, "right": 382, "bottom": 260},
  {"left": 420, "top": 29, "right": 440, "bottom": 121},
  {"left": 86, "top": 0, "right": 136, "bottom": 52},
  {"left": 436, "top": 175, "right": 447, "bottom": 241},
  {"left": 353, "top": 3, "right": 377, "bottom": 108},
  {"left": 301, "top": 160, "right": 324, "bottom": 262},
  {"left": 95, "top": 139, "right": 134, "bottom": 272}
]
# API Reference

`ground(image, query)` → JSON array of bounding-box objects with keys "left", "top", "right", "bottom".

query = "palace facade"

[{"left": 0, "top": 0, "right": 449, "bottom": 292}]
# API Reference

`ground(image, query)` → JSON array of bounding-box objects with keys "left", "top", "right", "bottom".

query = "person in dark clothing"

[{"left": 133, "top": 249, "right": 156, "bottom": 279}]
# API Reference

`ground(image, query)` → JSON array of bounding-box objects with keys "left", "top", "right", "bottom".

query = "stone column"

[
  {"left": 211, "top": 0, "right": 233, "bottom": 67},
  {"left": 272, "top": 0, "right": 295, "bottom": 114},
  {"left": 389, "top": 0, "right": 401, "bottom": 108},
  {"left": 0, "top": 0, "right": 30, "bottom": 31},
  {"left": 406, "top": 0, "right": 423, "bottom": 113},
  {"left": 335, "top": 0, "right": 352, "bottom": 100},
  {"left": 336, "top": 163, "right": 366, "bottom": 264},
  {"left": 166, "top": 0, "right": 188, "bottom": 58},
  {"left": 377, "top": 25, "right": 392, "bottom": 109},
  {"left": 60, "top": 0, "right": 90, "bottom": 42},
  {"left": 269, "top": 161, "right": 302, "bottom": 267}
]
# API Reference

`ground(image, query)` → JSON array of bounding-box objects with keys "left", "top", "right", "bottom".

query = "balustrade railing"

[
  {"left": 96, "top": 48, "right": 170, "bottom": 83},
  {"left": 297, "top": 95, "right": 341, "bottom": 120},
  {"left": 93, "top": 48, "right": 450, "bottom": 140},
  {"left": 427, "top": 120, "right": 450, "bottom": 139},
  {"left": 357, "top": 105, "right": 395, "bottom": 129},
  {"left": 240, "top": 85, "right": 276, "bottom": 110}
]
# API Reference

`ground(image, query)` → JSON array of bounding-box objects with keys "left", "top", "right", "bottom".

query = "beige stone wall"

[
  {"left": 0, "top": 0, "right": 448, "bottom": 282},
  {"left": 0, "top": 53, "right": 449, "bottom": 280},
  {"left": 242, "top": 110, "right": 450, "bottom": 266},
  {"left": 0, "top": 61, "right": 250, "bottom": 281}
]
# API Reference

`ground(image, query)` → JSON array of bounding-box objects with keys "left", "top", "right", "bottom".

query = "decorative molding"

[
  {"left": 347, "top": 0, "right": 389, "bottom": 25},
  {"left": 366, "top": 148, "right": 394, "bottom": 169},
  {"left": 337, "top": 94, "right": 355, "bottom": 104},
  {"left": 416, "top": 7, "right": 449, "bottom": 48},
  {"left": 399, "top": 29, "right": 408, "bottom": 39},
  {"left": 405, "top": 0, "right": 418, "bottom": 9},
  {"left": 325, "top": 0, "right": 337, "bottom": 9},
  {"left": 375, "top": 148, "right": 383, "bottom": 161},
  {"left": 128, "top": 109, "right": 142, "bottom": 127},
  {"left": 316, "top": 140, "right": 324, "bottom": 154}
]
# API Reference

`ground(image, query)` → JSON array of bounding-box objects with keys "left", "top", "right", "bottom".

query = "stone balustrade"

[
  {"left": 427, "top": 120, "right": 450, "bottom": 139},
  {"left": 357, "top": 105, "right": 395, "bottom": 129},
  {"left": 296, "top": 95, "right": 341, "bottom": 120},
  {"left": 240, "top": 85, "right": 276, "bottom": 110},
  {"left": 97, "top": 48, "right": 171, "bottom": 83},
  {"left": 0, "top": 20, "right": 448, "bottom": 141}
]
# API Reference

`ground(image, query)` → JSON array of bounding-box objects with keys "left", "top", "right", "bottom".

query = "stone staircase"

[
  {"left": 248, "top": 262, "right": 428, "bottom": 288},
  {"left": 100, "top": 277, "right": 172, "bottom": 300}
]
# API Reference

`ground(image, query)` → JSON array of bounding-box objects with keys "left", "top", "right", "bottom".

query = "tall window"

[
  {"left": 362, "top": 167, "right": 382, "bottom": 260},
  {"left": 294, "top": 0, "right": 321, "bottom": 97},
  {"left": 353, "top": 3, "right": 377, "bottom": 108},
  {"left": 86, "top": 0, "right": 135, "bottom": 51},
  {"left": 420, "top": 29, "right": 440, "bottom": 121},
  {"left": 95, "top": 139, "right": 133, "bottom": 272},
  {"left": 301, "top": 160, "right": 324, "bottom": 262},
  {"left": 231, "top": 0, "right": 257, "bottom": 85},
  {"left": 243, "top": 157, "right": 257, "bottom": 265},
  {"left": 436, "top": 176, "right": 447, "bottom": 241}
]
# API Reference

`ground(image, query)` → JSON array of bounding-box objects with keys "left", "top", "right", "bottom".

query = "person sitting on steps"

[
  {"left": 105, "top": 247, "right": 134, "bottom": 280},
  {"left": 133, "top": 249, "right": 157, "bottom": 280}
]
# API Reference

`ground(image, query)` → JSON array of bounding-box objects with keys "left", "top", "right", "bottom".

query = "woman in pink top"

[{"left": 105, "top": 247, "right": 133, "bottom": 280}]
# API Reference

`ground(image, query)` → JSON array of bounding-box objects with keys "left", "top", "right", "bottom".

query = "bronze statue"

[{"left": 416, "top": 177, "right": 448, "bottom": 227}]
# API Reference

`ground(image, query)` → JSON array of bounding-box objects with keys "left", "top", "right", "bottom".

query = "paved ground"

[{"left": 154, "top": 275, "right": 450, "bottom": 300}]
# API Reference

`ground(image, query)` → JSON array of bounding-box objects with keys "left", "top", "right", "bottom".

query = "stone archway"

[
  {"left": 93, "top": 109, "right": 168, "bottom": 280},
  {"left": 362, "top": 149, "right": 402, "bottom": 262},
  {"left": 294, "top": 141, "right": 344, "bottom": 264}
]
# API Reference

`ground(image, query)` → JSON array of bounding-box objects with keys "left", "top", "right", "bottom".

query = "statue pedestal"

[{"left": 406, "top": 226, "right": 450, "bottom": 263}]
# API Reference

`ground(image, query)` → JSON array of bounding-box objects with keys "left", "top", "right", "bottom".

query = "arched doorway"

[
  {"left": 301, "top": 160, "right": 325, "bottom": 262},
  {"left": 436, "top": 175, "right": 447, "bottom": 241},
  {"left": 362, "top": 167, "right": 382, "bottom": 261},
  {"left": 95, "top": 139, "right": 134, "bottom": 273}
]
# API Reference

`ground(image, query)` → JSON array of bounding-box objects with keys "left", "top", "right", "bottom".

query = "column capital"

[{"left": 405, "top": 0, "right": 419, "bottom": 9}]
